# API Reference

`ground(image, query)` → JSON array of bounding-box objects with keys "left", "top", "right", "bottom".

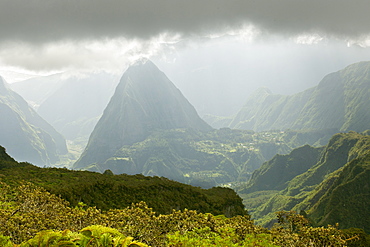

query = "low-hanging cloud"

[{"left": 1, "top": 0, "right": 370, "bottom": 45}]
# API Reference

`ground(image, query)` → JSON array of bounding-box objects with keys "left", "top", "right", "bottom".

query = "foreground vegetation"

[
  {"left": 1, "top": 182, "right": 368, "bottom": 246},
  {"left": 1, "top": 129, "right": 369, "bottom": 246},
  {"left": 0, "top": 146, "right": 246, "bottom": 217}
]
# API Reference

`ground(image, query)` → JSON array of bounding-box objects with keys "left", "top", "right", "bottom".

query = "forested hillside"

[
  {"left": 0, "top": 145, "right": 246, "bottom": 216},
  {"left": 239, "top": 131, "right": 370, "bottom": 234}
]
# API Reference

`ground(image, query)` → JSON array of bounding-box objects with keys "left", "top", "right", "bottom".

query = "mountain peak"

[
  {"left": 130, "top": 57, "right": 151, "bottom": 67},
  {"left": 256, "top": 86, "right": 272, "bottom": 93},
  {"left": 250, "top": 87, "right": 272, "bottom": 97},
  {"left": 74, "top": 60, "right": 212, "bottom": 168},
  {"left": 0, "top": 76, "right": 9, "bottom": 93},
  {"left": 127, "top": 59, "right": 160, "bottom": 73}
]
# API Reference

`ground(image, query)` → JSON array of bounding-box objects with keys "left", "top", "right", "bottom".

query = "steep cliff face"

[
  {"left": 240, "top": 131, "right": 370, "bottom": 232},
  {"left": 230, "top": 61, "right": 370, "bottom": 132},
  {"left": 0, "top": 77, "right": 67, "bottom": 166},
  {"left": 243, "top": 145, "right": 324, "bottom": 193},
  {"left": 307, "top": 134, "right": 370, "bottom": 232},
  {"left": 74, "top": 60, "right": 212, "bottom": 168}
]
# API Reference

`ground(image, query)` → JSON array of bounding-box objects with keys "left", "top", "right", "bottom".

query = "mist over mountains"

[
  {"left": 74, "top": 60, "right": 212, "bottom": 170},
  {"left": 4, "top": 60, "right": 370, "bottom": 173},
  {"left": 10, "top": 72, "right": 120, "bottom": 141},
  {"left": 1, "top": 58, "right": 370, "bottom": 241},
  {"left": 0, "top": 76, "right": 67, "bottom": 165},
  {"left": 2, "top": 0, "right": 370, "bottom": 243},
  {"left": 206, "top": 61, "right": 370, "bottom": 133}
]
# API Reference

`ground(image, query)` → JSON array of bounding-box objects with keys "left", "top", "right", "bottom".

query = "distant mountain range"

[
  {"left": 207, "top": 61, "right": 370, "bottom": 133},
  {"left": 10, "top": 72, "right": 120, "bottom": 141},
  {"left": 240, "top": 131, "right": 370, "bottom": 232},
  {"left": 0, "top": 76, "right": 67, "bottom": 166}
]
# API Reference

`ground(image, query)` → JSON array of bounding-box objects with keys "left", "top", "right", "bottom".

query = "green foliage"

[
  {"left": 271, "top": 211, "right": 347, "bottom": 247},
  {"left": 0, "top": 182, "right": 362, "bottom": 246},
  {"left": 19, "top": 230, "right": 78, "bottom": 247},
  {"left": 308, "top": 151, "right": 370, "bottom": 232},
  {"left": 239, "top": 131, "right": 370, "bottom": 233},
  {"left": 18, "top": 226, "right": 148, "bottom": 247},
  {"left": 0, "top": 181, "right": 248, "bottom": 245},
  {"left": 341, "top": 228, "right": 370, "bottom": 247},
  {"left": 0, "top": 157, "right": 247, "bottom": 217},
  {"left": 0, "top": 146, "right": 16, "bottom": 163},
  {"left": 167, "top": 227, "right": 278, "bottom": 247},
  {"left": 242, "top": 144, "right": 324, "bottom": 193},
  {"left": 78, "top": 225, "right": 147, "bottom": 247},
  {"left": 0, "top": 234, "right": 13, "bottom": 247}
]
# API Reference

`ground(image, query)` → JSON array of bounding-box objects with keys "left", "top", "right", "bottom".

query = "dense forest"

[
  {"left": 1, "top": 146, "right": 369, "bottom": 246},
  {"left": 0, "top": 146, "right": 246, "bottom": 216}
]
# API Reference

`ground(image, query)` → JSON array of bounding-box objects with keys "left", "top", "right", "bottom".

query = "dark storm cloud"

[{"left": 1, "top": 0, "right": 369, "bottom": 44}]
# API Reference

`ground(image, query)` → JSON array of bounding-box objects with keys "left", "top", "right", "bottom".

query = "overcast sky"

[{"left": 1, "top": 0, "right": 370, "bottom": 115}]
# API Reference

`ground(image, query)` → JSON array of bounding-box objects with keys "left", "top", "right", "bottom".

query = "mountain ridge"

[
  {"left": 239, "top": 131, "right": 370, "bottom": 232},
  {"left": 10, "top": 72, "right": 120, "bottom": 142},
  {"left": 0, "top": 76, "right": 67, "bottom": 166},
  {"left": 211, "top": 61, "right": 370, "bottom": 132}
]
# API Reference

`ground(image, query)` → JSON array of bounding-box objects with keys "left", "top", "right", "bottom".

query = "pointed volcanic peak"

[
  {"left": 0, "top": 76, "right": 67, "bottom": 166},
  {"left": 74, "top": 60, "right": 212, "bottom": 168}
]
